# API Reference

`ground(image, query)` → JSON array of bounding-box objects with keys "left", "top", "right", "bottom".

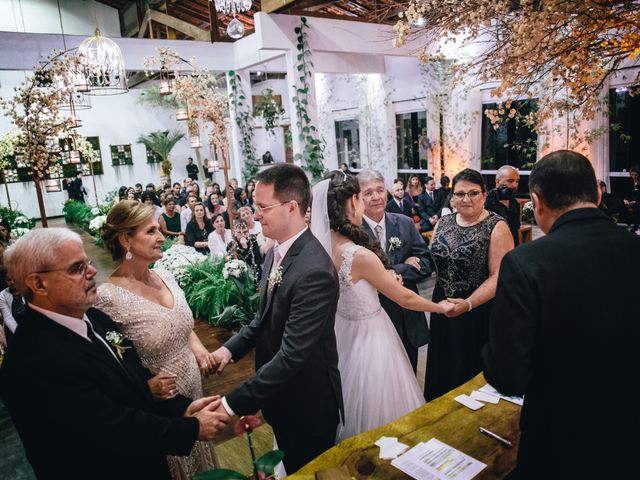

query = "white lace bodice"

[{"left": 336, "top": 244, "right": 382, "bottom": 321}]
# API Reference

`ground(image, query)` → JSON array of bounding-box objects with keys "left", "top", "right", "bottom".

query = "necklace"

[{"left": 457, "top": 210, "right": 488, "bottom": 227}]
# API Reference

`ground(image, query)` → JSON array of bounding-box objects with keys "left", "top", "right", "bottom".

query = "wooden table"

[{"left": 290, "top": 373, "right": 521, "bottom": 480}]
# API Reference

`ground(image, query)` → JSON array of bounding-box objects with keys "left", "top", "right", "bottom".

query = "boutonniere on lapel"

[
  {"left": 105, "top": 331, "right": 131, "bottom": 360},
  {"left": 388, "top": 237, "right": 402, "bottom": 251},
  {"left": 268, "top": 265, "right": 283, "bottom": 291}
]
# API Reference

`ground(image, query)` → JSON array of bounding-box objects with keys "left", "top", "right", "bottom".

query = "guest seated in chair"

[
  {"left": 417, "top": 176, "right": 439, "bottom": 231},
  {"left": 386, "top": 180, "right": 414, "bottom": 218}
]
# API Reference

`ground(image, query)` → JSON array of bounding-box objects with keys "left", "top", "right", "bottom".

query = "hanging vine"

[
  {"left": 292, "top": 17, "right": 326, "bottom": 180},
  {"left": 228, "top": 71, "right": 258, "bottom": 182},
  {"left": 254, "top": 87, "right": 285, "bottom": 137}
]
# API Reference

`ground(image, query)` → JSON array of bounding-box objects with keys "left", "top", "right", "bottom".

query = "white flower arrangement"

[
  {"left": 388, "top": 236, "right": 402, "bottom": 251},
  {"left": 153, "top": 244, "right": 206, "bottom": 287},
  {"left": 91, "top": 207, "right": 101, "bottom": 216},
  {"left": 223, "top": 259, "right": 248, "bottom": 279},
  {"left": 89, "top": 215, "right": 107, "bottom": 233},
  {"left": 522, "top": 201, "right": 534, "bottom": 222},
  {"left": 268, "top": 265, "right": 283, "bottom": 290},
  {"left": 13, "top": 227, "right": 30, "bottom": 239},
  {"left": 13, "top": 216, "right": 30, "bottom": 226}
]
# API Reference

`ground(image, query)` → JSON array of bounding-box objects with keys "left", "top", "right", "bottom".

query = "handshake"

[{"left": 184, "top": 395, "right": 232, "bottom": 441}]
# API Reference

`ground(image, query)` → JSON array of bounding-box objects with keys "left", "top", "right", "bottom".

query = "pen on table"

[{"left": 479, "top": 427, "right": 512, "bottom": 447}]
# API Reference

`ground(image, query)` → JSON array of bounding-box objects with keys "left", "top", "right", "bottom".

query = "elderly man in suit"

[
  {"left": 358, "top": 169, "right": 433, "bottom": 373},
  {"left": 0, "top": 228, "right": 228, "bottom": 480},
  {"left": 482, "top": 151, "right": 639, "bottom": 479},
  {"left": 211, "top": 164, "right": 343, "bottom": 474}
]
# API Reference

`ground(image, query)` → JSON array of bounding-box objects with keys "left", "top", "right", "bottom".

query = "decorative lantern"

[
  {"left": 175, "top": 106, "right": 189, "bottom": 121},
  {"left": 159, "top": 66, "right": 172, "bottom": 95},
  {"left": 189, "top": 135, "right": 201, "bottom": 148},
  {"left": 44, "top": 179, "right": 62, "bottom": 192},
  {"left": 208, "top": 159, "right": 219, "bottom": 173}
]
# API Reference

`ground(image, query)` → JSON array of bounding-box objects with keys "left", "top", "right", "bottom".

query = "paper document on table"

[
  {"left": 478, "top": 384, "right": 524, "bottom": 406},
  {"left": 391, "top": 438, "right": 487, "bottom": 480}
]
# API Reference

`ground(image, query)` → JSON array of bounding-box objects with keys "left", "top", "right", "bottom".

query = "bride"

[{"left": 311, "top": 171, "right": 454, "bottom": 441}]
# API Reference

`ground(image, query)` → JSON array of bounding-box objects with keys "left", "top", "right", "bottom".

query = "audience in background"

[
  {"left": 185, "top": 203, "right": 213, "bottom": 254},
  {"left": 434, "top": 175, "right": 451, "bottom": 215},
  {"left": 180, "top": 195, "right": 197, "bottom": 232},
  {"left": 386, "top": 180, "right": 414, "bottom": 218},
  {"left": 227, "top": 220, "right": 263, "bottom": 281}
]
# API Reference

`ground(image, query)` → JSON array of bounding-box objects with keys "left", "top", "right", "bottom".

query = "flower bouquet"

[
  {"left": 153, "top": 244, "right": 207, "bottom": 286},
  {"left": 181, "top": 256, "right": 260, "bottom": 330},
  {"left": 522, "top": 201, "right": 534, "bottom": 224},
  {"left": 194, "top": 416, "right": 284, "bottom": 480}
]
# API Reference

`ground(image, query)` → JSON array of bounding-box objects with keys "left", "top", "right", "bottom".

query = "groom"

[
  {"left": 358, "top": 169, "right": 433, "bottom": 372},
  {"left": 212, "top": 164, "right": 343, "bottom": 473}
]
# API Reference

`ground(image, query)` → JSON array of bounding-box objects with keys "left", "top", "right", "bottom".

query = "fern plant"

[{"left": 136, "top": 130, "right": 185, "bottom": 182}]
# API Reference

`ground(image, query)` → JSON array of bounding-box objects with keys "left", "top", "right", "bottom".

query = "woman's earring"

[{"left": 125, "top": 247, "right": 133, "bottom": 261}]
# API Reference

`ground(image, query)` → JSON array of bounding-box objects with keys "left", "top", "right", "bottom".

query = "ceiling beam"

[
  {"left": 208, "top": 0, "right": 220, "bottom": 43},
  {"left": 138, "top": 9, "right": 211, "bottom": 41}
]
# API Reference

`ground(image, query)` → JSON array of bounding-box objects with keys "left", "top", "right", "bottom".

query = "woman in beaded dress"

[
  {"left": 425, "top": 169, "right": 514, "bottom": 402},
  {"left": 95, "top": 201, "right": 217, "bottom": 480},
  {"left": 310, "top": 172, "right": 454, "bottom": 442}
]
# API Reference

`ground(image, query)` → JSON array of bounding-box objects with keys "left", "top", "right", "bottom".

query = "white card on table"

[
  {"left": 470, "top": 390, "right": 500, "bottom": 404},
  {"left": 454, "top": 394, "right": 485, "bottom": 410}
]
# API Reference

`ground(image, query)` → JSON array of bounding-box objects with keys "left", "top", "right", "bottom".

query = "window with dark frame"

[
  {"left": 396, "top": 111, "right": 428, "bottom": 171},
  {"left": 609, "top": 87, "right": 640, "bottom": 196}
]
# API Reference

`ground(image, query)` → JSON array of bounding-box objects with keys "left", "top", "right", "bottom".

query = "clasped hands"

[
  {"left": 443, "top": 298, "right": 473, "bottom": 317},
  {"left": 184, "top": 395, "right": 231, "bottom": 441}
]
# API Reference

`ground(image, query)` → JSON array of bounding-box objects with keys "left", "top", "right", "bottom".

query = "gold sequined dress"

[{"left": 95, "top": 268, "right": 216, "bottom": 480}]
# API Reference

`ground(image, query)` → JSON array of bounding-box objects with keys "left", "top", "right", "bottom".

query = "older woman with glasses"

[{"left": 424, "top": 168, "right": 514, "bottom": 402}]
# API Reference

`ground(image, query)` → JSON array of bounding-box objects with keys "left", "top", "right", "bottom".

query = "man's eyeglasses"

[
  {"left": 254, "top": 200, "right": 293, "bottom": 214},
  {"left": 362, "top": 189, "right": 386, "bottom": 199},
  {"left": 37, "top": 259, "right": 93, "bottom": 277},
  {"left": 452, "top": 190, "right": 484, "bottom": 200}
]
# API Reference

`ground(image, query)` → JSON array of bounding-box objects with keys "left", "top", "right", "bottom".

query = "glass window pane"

[
  {"left": 609, "top": 88, "right": 640, "bottom": 175},
  {"left": 335, "top": 119, "right": 360, "bottom": 169},
  {"left": 396, "top": 111, "right": 427, "bottom": 171},
  {"left": 481, "top": 99, "right": 538, "bottom": 170}
]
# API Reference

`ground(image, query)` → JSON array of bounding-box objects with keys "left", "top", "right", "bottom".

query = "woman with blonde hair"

[{"left": 96, "top": 200, "right": 217, "bottom": 479}]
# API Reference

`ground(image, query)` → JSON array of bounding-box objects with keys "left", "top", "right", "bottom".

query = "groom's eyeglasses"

[{"left": 254, "top": 200, "right": 294, "bottom": 214}]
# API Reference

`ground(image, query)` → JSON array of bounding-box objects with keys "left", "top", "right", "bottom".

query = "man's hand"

[
  {"left": 404, "top": 256, "right": 421, "bottom": 270},
  {"left": 210, "top": 346, "right": 233, "bottom": 375},
  {"left": 184, "top": 396, "right": 230, "bottom": 441},
  {"left": 147, "top": 373, "right": 178, "bottom": 401}
]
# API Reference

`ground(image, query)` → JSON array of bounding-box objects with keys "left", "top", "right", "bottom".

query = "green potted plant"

[{"left": 136, "top": 130, "right": 185, "bottom": 183}]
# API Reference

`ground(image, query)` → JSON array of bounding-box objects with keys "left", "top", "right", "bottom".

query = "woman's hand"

[
  {"left": 445, "top": 298, "right": 471, "bottom": 318},
  {"left": 437, "top": 300, "right": 456, "bottom": 315},
  {"left": 196, "top": 351, "right": 217, "bottom": 377},
  {"left": 147, "top": 373, "right": 178, "bottom": 401}
]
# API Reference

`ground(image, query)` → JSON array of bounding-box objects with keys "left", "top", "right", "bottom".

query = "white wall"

[
  {"left": 0, "top": 72, "right": 210, "bottom": 217},
  {"left": 0, "top": 0, "right": 119, "bottom": 37}
]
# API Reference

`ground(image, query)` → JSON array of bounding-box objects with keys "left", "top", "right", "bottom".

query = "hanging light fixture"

[
  {"left": 79, "top": 28, "right": 128, "bottom": 95},
  {"left": 60, "top": 91, "right": 92, "bottom": 111},
  {"left": 214, "top": 0, "right": 252, "bottom": 15},
  {"left": 208, "top": 158, "right": 219, "bottom": 173},
  {"left": 159, "top": 66, "right": 173, "bottom": 95},
  {"left": 44, "top": 179, "right": 62, "bottom": 192},
  {"left": 190, "top": 135, "right": 201, "bottom": 148},
  {"left": 175, "top": 104, "right": 190, "bottom": 121}
]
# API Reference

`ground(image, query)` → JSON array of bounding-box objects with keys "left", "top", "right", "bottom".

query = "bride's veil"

[{"left": 310, "top": 179, "right": 332, "bottom": 257}]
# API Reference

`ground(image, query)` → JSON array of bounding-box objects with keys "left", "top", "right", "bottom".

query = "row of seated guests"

[{"left": 386, "top": 175, "right": 451, "bottom": 232}]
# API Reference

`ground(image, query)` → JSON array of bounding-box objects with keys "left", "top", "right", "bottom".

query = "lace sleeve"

[{"left": 338, "top": 244, "right": 363, "bottom": 287}]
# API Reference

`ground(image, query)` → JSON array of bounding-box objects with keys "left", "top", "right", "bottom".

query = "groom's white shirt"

[
  {"left": 221, "top": 226, "right": 308, "bottom": 416},
  {"left": 363, "top": 214, "right": 386, "bottom": 250}
]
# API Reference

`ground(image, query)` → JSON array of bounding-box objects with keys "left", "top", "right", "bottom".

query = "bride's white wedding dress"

[{"left": 335, "top": 243, "right": 426, "bottom": 442}]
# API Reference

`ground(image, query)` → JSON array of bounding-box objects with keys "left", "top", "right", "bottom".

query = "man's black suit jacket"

[
  {"left": 224, "top": 229, "right": 342, "bottom": 469},
  {"left": 1, "top": 306, "right": 199, "bottom": 480},
  {"left": 482, "top": 208, "right": 640, "bottom": 479},
  {"left": 417, "top": 191, "right": 438, "bottom": 228},
  {"left": 362, "top": 213, "right": 432, "bottom": 354},
  {"left": 386, "top": 198, "right": 413, "bottom": 218}
]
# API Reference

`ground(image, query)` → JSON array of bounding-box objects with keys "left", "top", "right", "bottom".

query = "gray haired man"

[
  {"left": 1, "top": 228, "right": 227, "bottom": 480},
  {"left": 358, "top": 169, "right": 433, "bottom": 373}
]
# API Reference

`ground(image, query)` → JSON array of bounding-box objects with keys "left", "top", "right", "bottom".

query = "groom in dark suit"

[
  {"left": 212, "top": 164, "right": 343, "bottom": 473},
  {"left": 0, "top": 228, "right": 228, "bottom": 480},
  {"left": 482, "top": 151, "right": 640, "bottom": 479},
  {"left": 358, "top": 169, "right": 433, "bottom": 373}
]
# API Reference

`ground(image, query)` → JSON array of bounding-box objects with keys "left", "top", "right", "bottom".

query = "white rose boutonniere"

[
  {"left": 105, "top": 331, "right": 131, "bottom": 360},
  {"left": 388, "top": 237, "right": 402, "bottom": 251},
  {"left": 268, "top": 265, "right": 283, "bottom": 291}
]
